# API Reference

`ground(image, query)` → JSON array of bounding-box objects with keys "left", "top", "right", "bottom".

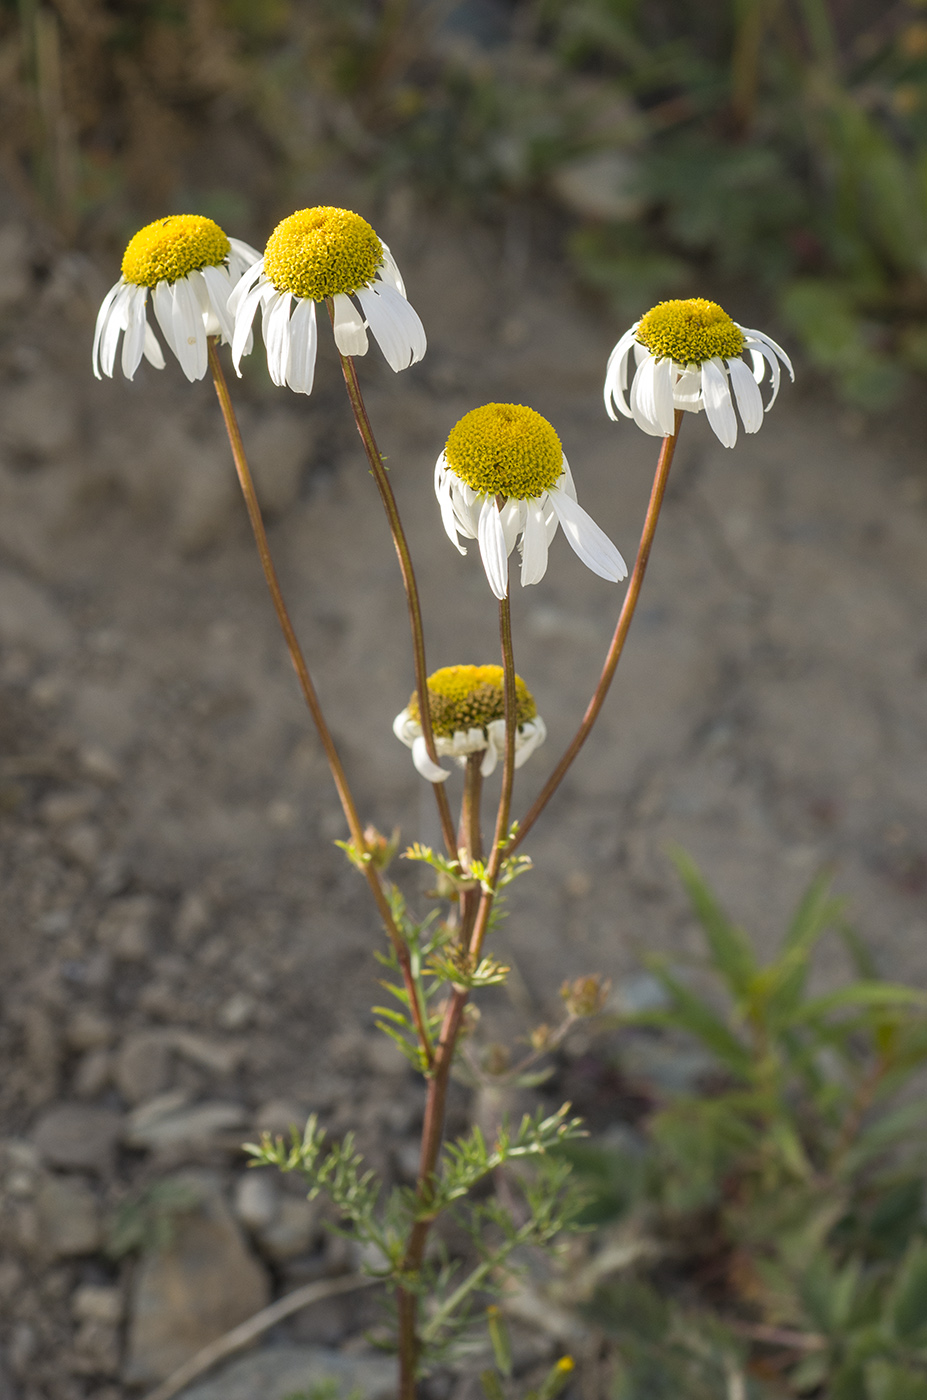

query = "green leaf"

[
  {"left": 640, "top": 964, "right": 752, "bottom": 1075},
  {"left": 793, "top": 983, "right": 927, "bottom": 1025},
  {"left": 670, "top": 848, "right": 758, "bottom": 998},
  {"left": 889, "top": 1243, "right": 927, "bottom": 1342}
]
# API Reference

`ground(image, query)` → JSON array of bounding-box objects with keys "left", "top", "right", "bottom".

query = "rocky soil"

[{"left": 0, "top": 172, "right": 926, "bottom": 1400}]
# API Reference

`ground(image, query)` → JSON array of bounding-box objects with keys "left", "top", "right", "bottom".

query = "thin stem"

[
  {"left": 208, "top": 340, "right": 433, "bottom": 1067},
  {"left": 458, "top": 752, "right": 484, "bottom": 946},
  {"left": 511, "top": 414, "right": 682, "bottom": 853},
  {"left": 336, "top": 345, "right": 458, "bottom": 859}
]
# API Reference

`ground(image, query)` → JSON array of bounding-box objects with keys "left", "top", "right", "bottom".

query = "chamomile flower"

[
  {"left": 393, "top": 665, "right": 546, "bottom": 783},
  {"left": 604, "top": 298, "right": 794, "bottom": 448},
  {"left": 229, "top": 206, "right": 426, "bottom": 394},
  {"left": 435, "top": 403, "right": 627, "bottom": 601},
  {"left": 92, "top": 215, "right": 260, "bottom": 383}
]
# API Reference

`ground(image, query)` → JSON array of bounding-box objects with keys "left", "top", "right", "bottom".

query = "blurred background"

[{"left": 5, "top": 0, "right": 927, "bottom": 406}]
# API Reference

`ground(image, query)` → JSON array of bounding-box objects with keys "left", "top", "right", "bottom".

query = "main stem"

[
  {"left": 336, "top": 347, "right": 458, "bottom": 860},
  {"left": 397, "top": 594, "right": 517, "bottom": 1398},
  {"left": 208, "top": 340, "right": 433, "bottom": 1065},
  {"left": 510, "top": 414, "right": 683, "bottom": 853}
]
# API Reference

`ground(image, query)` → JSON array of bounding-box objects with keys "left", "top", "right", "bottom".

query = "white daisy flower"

[
  {"left": 604, "top": 297, "right": 794, "bottom": 448},
  {"left": 434, "top": 402, "right": 627, "bottom": 601},
  {"left": 392, "top": 665, "right": 547, "bottom": 784},
  {"left": 229, "top": 205, "right": 426, "bottom": 394},
  {"left": 92, "top": 214, "right": 260, "bottom": 383}
]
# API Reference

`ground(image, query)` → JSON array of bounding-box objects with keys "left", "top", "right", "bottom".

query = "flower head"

[
  {"left": 604, "top": 297, "right": 793, "bottom": 448},
  {"left": 229, "top": 206, "right": 426, "bottom": 394},
  {"left": 435, "top": 403, "right": 627, "bottom": 600},
  {"left": 393, "top": 664, "right": 547, "bottom": 783},
  {"left": 92, "top": 214, "right": 260, "bottom": 383}
]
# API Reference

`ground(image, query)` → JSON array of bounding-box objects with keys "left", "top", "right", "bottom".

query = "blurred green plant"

[{"left": 557, "top": 852, "right": 927, "bottom": 1398}]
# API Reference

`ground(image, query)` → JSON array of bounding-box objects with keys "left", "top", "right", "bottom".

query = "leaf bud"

[{"left": 560, "top": 973, "right": 611, "bottom": 1018}]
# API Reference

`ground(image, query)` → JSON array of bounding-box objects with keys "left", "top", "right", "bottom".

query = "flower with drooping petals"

[
  {"left": 393, "top": 664, "right": 547, "bottom": 783},
  {"left": 229, "top": 206, "right": 426, "bottom": 394},
  {"left": 435, "top": 403, "right": 627, "bottom": 601},
  {"left": 92, "top": 215, "right": 260, "bottom": 382},
  {"left": 604, "top": 297, "right": 793, "bottom": 448}
]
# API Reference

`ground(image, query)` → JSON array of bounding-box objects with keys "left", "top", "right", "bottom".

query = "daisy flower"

[
  {"left": 604, "top": 297, "right": 794, "bottom": 448},
  {"left": 434, "top": 403, "right": 627, "bottom": 601},
  {"left": 393, "top": 664, "right": 547, "bottom": 784},
  {"left": 229, "top": 206, "right": 426, "bottom": 394},
  {"left": 92, "top": 215, "right": 260, "bottom": 383}
]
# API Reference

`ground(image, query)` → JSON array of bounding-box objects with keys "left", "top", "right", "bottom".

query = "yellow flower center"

[
  {"left": 636, "top": 298, "right": 745, "bottom": 365},
  {"left": 121, "top": 215, "right": 230, "bottom": 288},
  {"left": 444, "top": 404, "right": 563, "bottom": 501},
  {"left": 407, "top": 665, "right": 537, "bottom": 739},
  {"left": 262, "top": 207, "right": 383, "bottom": 301}
]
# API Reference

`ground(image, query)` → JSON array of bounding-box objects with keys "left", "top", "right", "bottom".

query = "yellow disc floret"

[
  {"left": 408, "top": 665, "right": 537, "bottom": 738},
  {"left": 121, "top": 215, "right": 230, "bottom": 288},
  {"left": 444, "top": 404, "right": 563, "bottom": 501},
  {"left": 636, "top": 298, "right": 745, "bottom": 365},
  {"left": 263, "top": 207, "right": 383, "bottom": 301}
]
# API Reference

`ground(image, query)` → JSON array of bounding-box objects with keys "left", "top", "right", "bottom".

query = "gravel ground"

[{"left": 0, "top": 176, "right": 925, "bottom": 1398}]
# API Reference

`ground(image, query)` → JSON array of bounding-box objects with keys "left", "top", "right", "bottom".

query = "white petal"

[
  {"left": 629, "top": 356, "right": 666, "bottom": 437},
  {"left": 515, "top": 715, "right": 547, "bottom": 767},
  {"left": 520, "top": 498, "right": 550, "bottom": 586},
  {"left": 99, "top": 282, "right": 132, "bottom": 378},
  {"left": 741, "top": 325, "right": 794, "bottom": 382},
  {"left": 549, "top": 488, "right": 628, "bottom": 582},
  {"left": 172, "top": 276, "right": 207, "bottom": 381},
  {"left": 435, "top": 456, "right": 467, "bottom": 554},
  {"left": 499, "top": 498, "right": 524, "bottom": 555},
  {"left": 651, "top": 356, "right": 677, "bottom": 434},
  {"left": 201, "top": 264, "right": 235, "bottom": 343},
  {"left": 285, "top": 296, "right": 317, "bottom": 395},
  {"left": 558, "top": 454, "right": 578, "bottom": 503},
  {"left": 673, "top": 366, "right": 703, "bottom": 407},
  {"left": 92, "top": 280, "right": 124, "bottom": 379},
  {"left": 227, "top": 239, "right": 261, "bottom": 282},
  {"left": 743, "top": 335, "right": 784, "bottom": 409},
  {"left": 477, "top": 497, "right": 509, "bottom": 600},
  {"left": 231, "top": 277, "right": 267, "bottom": 372},
  {"left": 481, "top": 721, "right": 504, "bottom": 777},
  {"left": 228, "top": 257, "right": 265, "bottom": 320},
  {"left": 412, "top": 735, "right": 451, "bottom": 783},
  {"left": 153, "top": 280, "right": 178, "bottom": 356},
  {"left": 356, "top": 282, "right": 426, "bottom": 371},
  {"left": 377, "top": 241, "right": 406, "bottom": 296},
  {"left": 143, "top": 320, "right": 165, "bottom": 369},
  {"left": 393, "top": 708, "right": 416, "bottom": 745},
  {"left": 727, "top": 355, "right": 764, "bottom": 433},
  {"left": 701, "top": 358, "right": 738, "bottom": 448},
  {"left": 120, "top": 285, "right": 149, "bottom": 380},
  {"left": 603, "top": 323, "right": 639, "bottom": 420},
  {"left": 332, "top": 293, "right": 368, "bottom": 357},
  {"left": 263, "top": 292, "right": 293, "bottom": 387}
]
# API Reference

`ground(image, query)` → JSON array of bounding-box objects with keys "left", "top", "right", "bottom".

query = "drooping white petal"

[
  {"left": 201, "top": 264, "right": 235, "bottom": 342},
  {"left": 377, "top": 241, "right": 406, "bottom": 296},
  {"left": 356, "top": 282, "right": 426, "bottom": 370},
  {"left": 549, "top": 488, "right": 628, "bottom": 582},
  {"left": 228, "top": 257, "right": 265, "bottom": 320},
  {"left": 477, "top": 497, "right": 509, "bottom": 600},
  {"left": 520, "top": 498, "right": 550, "bottom": 586},
  {"left": 435, "top": 457, "right": 467, "bottom": 554},
  {"left": 172, "top": 276, "right": 207, "bottom": 381},
  {"left": 743, "top": 335, "right": 783, "bottom": 409},
  {"left": 603, "top": 323, "right": 639, "bottom": 420},
  {"left": 285, "top": 295, "right": 317, "bottom": 395},
  {"left": 412, "top": 735, "right": 451, "bottom": 783},
  {"left": 263, "top": 292, "right": 293, "bottom": 387},
  {"left": 499, "top": 498, "right": 524, "bottom": 556},
  {"left": 227, "top": 239, "right": 261, "bottom": 282},
  {"left": 92, "top": 280, "right": 124, "bottom": 379},
  {"left": 153, "top": 280, "right": 178, "bottom": 356},
  {"left": 673, "top": 366, "right": 703, "bottom": 408},
  {"left": 332, "top": 293, "right": 368, "bottom": 357},
  {"left": 629, "top": 356, "right": 666, "bottom": 437},
  {"left": 651, "top": 355, "right": 677, "bottom": 434},
  {"left": 701, "top": 358, "right": 738, "bottom": 448},
  {"left": 727, "top": 355, "right": 764, "bottom": 433},
  {"left": 742, "top": 326, "right": 794, "bottom": 382},
  {"left": 143, "top": 320, "right": 165, "bottom": 369},
  {"left": 514, "top": 716, "right": 547, "bottom": 767},
  {"left": 120, "top": 284, "right": 149, "bottom": 380},
  {"left": 99, "top": 282, "right": 133, "bottom": 378},
  {"left": 231, "top": 276, "right": 267, "bottom": 372},
  {"left": 482, "top": 720, "right": 505, "bottom": 777}
]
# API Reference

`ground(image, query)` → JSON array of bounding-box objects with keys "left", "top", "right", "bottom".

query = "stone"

[
  {"left": 549, "top": 150, "right": 646, "bottom": 223},
  {"left": 115, "top": 1034, "right": 172, "bottom": 1105},
  {"left": 176, "top": 1344, "right": 395, "bottom": 1400},
  {"left": 73, "top": 1048, "right": 112, "bottom": 1099},
  {"left": 72, "top": 1284, "right": 123, "bottom": 1324},
  {"left": 97, "top": 896, "right": 157, "bottom": 961},
  {"left": 217, "top": 992, "right": 256, "bottom": 1031},
  {"left": 60, "top": 822, "right": 103, "bottom": 870},
  {"left": 123, "top": 1174, "right": 270, "bottom": 1384},
  {"left": 35, "top": 1175, "right": 101, "bottom": 1257},
  {"left": 256, "top": 1197, "right": 321, "bottom": 1262},
  {"left": 233, "top": 1171, "right": 279, "bottom": 1232},
  {"left": 70, "top": 1319, "right": 120, "bottom": 1375},
  {"left": 170, "top": 1031, "right": 245, "bottom": 1076},
  {"left": 32, "top": 1103, "right": 122, "bottom": 1174},
  {"left": 252, "top": 1099, "right": 309, "bottom": 1138},
  {"left": 66, "top": 1009, "right": 114, "bottom": 1051},
  {"left": 123, "top": 1097, "right": 247, "bottom": 1152},
  {"left": 40, "top": 790, "right": 99, "bottom": 828},
  {"left": 21, "top": 1006, "right": 61, "bottom": 1105}
]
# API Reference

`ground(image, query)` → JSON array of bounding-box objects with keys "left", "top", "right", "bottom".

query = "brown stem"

[
  {"left": 458, "top": 753, "right": 484, "bottom": 944},
  {"left": 208, "top": 340, "right": 433, "bottom": 1067},
  {"left": 335, "top": 344, "right": 457, "bottom": 859},
  {"left": 511, "top": 413, "right": 682, "bottom": 853}
]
